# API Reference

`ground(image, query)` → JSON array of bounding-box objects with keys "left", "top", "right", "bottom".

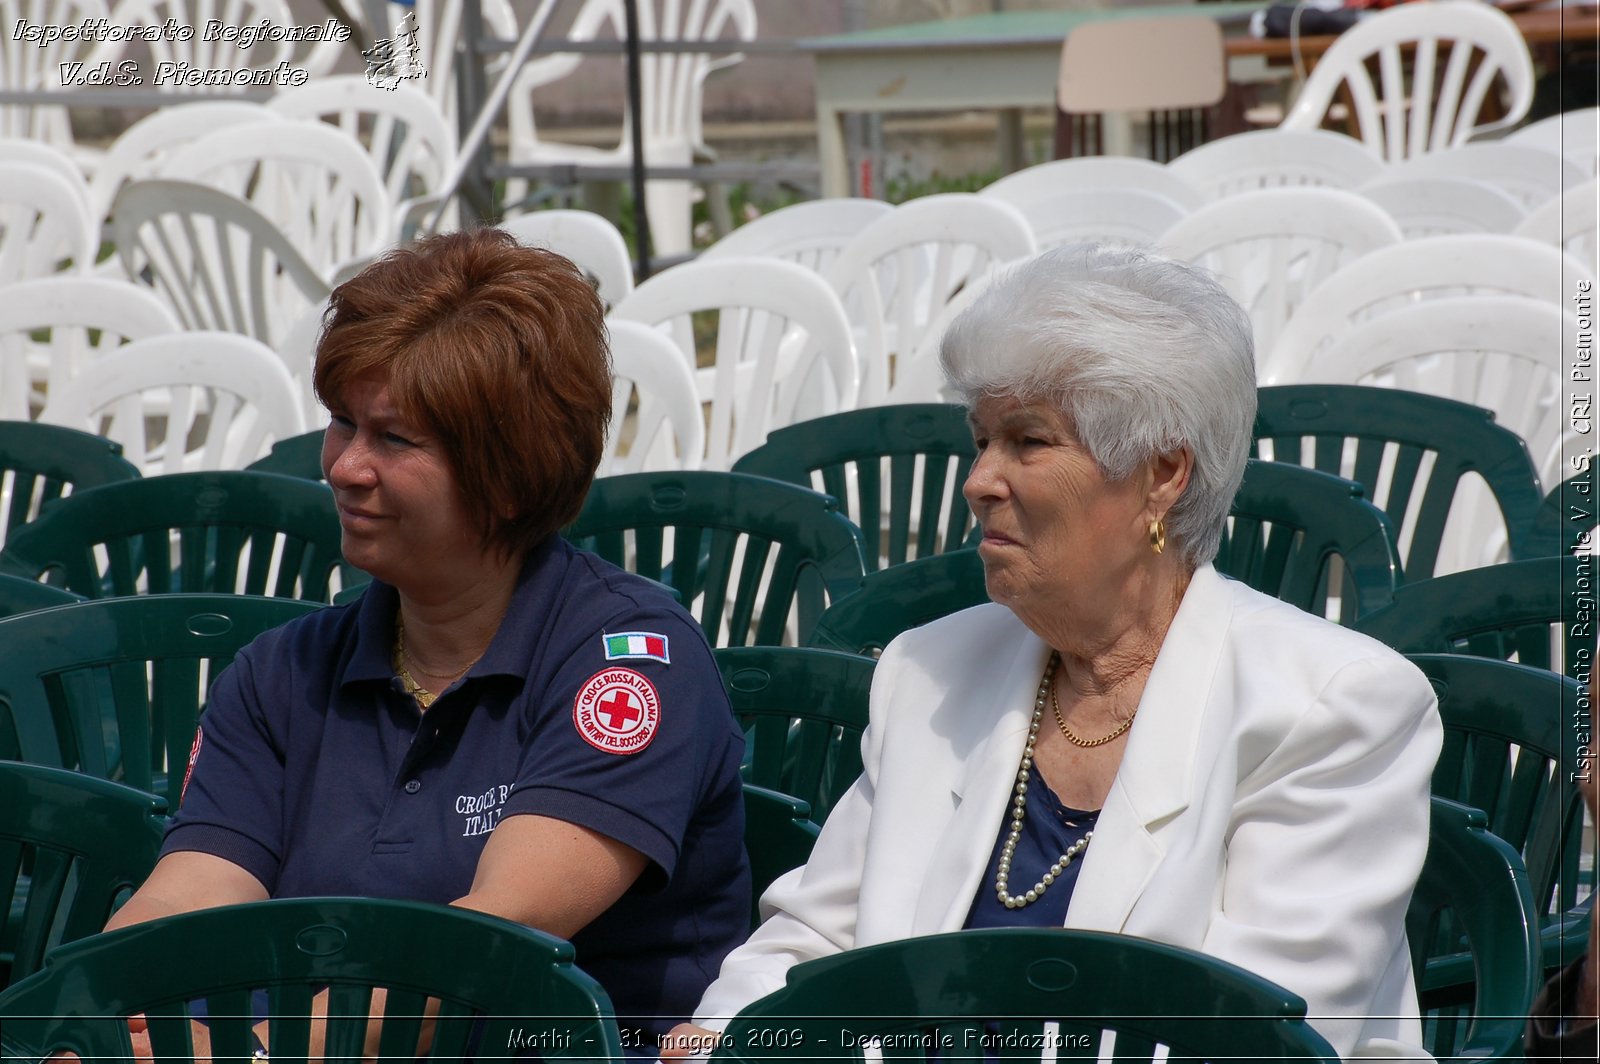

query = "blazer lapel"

[
  {"left": 1066, "top": 565, "right": 1234, "bottom": 932},
  {"left": 910, "top": 628, "right": 1050, "bottom": 934}
]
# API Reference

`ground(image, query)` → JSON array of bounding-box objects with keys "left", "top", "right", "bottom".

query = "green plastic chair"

[
  {"left": 1356, "top": 555, "right": 1584, "bottom": 679},
  {"left": 0, "top": 470, "right": 356, "bottom": 602},
  {"left": 1254, "top": 385, "right": 1543, "bottom": 579},
  {"left": 1406, "top": 654, "right": 1588, "bottom": 980},
  {"left": 0, "top": 761, "right": 167, "bottom": 989},
  {"left": 0, "top": 896, "right": 623, "bottom": 1064},
  {"left": 244, "top": 428, "right": 326, "bottom": 481},
  {"left": 567, "top": 472, "right": 868, "bottom": 647},
  {"left": 1407, "top": 797, "right": 1543, "bottom": 1062},
  {"left": 1217, "top": 460, "right": 1402, "bottom": 623},
  {"left": 732, "top": 404, "right": 977, "bottom": 572},
  {"left": 742, "top": 784, "right": 820, "bottom": 931},
  {"left": 716, "top": 646, "right": 875, "bottom": 822},
  {"left": 808, "top": 549, "right": 989, "bottom": 659},
  {"left": 0, "top": 594, "right": 321, "bottom": 808},
  {"left": 0, "top": 574, "right": 81, "bottom": 619},
  {"left": 711, "top": 928, "right": 1340, "bottom": 1064},
  {"left": 0, "top": 421, "right": 141, "bottom": 546},
  {"left": 1524, "top": 469, "right": 1599, "bottom": 558}
]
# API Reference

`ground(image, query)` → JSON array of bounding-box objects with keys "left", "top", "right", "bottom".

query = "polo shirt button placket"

[{"left": 403, "top": 779, "right": 422, "bottom": 794}]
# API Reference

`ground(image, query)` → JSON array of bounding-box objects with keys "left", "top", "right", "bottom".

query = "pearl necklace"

[{"left": 995, "top": 651, "right": 1094, "bottom": 910}]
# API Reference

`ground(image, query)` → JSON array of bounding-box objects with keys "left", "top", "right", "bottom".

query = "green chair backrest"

[
  {"left": 244, "top": 428, "right": 326, "bottom": 481},
  {"left": 566, "top": 472, "right": 868, "bottom": 646},
  {"left": 0, "top": 761, "right": 166, "bottom": 989},
  {"left": 1357, "top": 555, "right": 1586, "bottom": 679},
  {"left": 1525, "top": 469, "right": 1598, "bottom": 559},
  {"left": 1406, "top": 654, "right": 1586, "bottom": 935},
  {"left": 716, "top": 646, "right": 875, "bottom": 821},
  {"left": 1218, "top": 460, "right": 1401, "bottom": 623},
  {"left": 0, "top": 470, "right": 354, "bottom": 602},
  {"left": 712, "top": 928, "right": 1340, "bottom": 1064},
  {"left": 741, "top": 784, "right": 820, "bottom": 931},
  {"left": 1254, "top": 385, "right": 1542, "bottom": 579},
  {"left": 732, "top": 404, "right": 976, "bottom": 572},
  {"left": 808, "top": 548, "right": 989, "bottom": 658},
  {"left": 0, "top": 422, "right": 141, "bottom": 547},
  {"left": 1406, "top": 797, "right": 1542, "bottom": 1062},
  {"left": 0, "top": 896, "right": 623, "bottom": 1064},
  {"left": 0, "top": 594, "right": 321, "bottom": 808},
  {"left": 0, "top": 574, "right": 81, "bottom": 619}
]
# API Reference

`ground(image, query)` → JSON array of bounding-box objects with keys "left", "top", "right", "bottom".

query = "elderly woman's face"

[
  {"left": 964, "top": 395, "right": 1153, "bottom": 625},
  {"left": 321, "top": 374, "right": 480, "bottom": 585}
]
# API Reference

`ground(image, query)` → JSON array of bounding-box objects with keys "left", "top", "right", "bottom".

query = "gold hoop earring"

[{"left": 1148, "top": 518, "right": 1166, "bottom": 555}]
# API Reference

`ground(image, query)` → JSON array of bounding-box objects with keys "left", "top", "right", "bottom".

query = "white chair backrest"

[
  {"left": 0, "top": 276, "right": 181, "bottom": 421},
  {"left": 112, "top": 0, "right": 295, "bottom": 83},
  {"left": 160, "top": 120, "right": 392, "bottom": 275},
  {"left": 604, "top": 318, "right": 705, "bottom": 475},
  {"left": 0, "top": 139, "right": 91, "bottom": 213},
  {"left": 886, "top": 261, "right": 1016, "bottom": 405},
  {"left": 1281, "top": 0, "right": 1535, "bottom": 161},
  {"left": 0, "top": 0, "right": 106, "bottom": 152},
  {"left": 0, "top": 162, "right": 97, "bottom": 282},
  {"left": 1384, "top": 142, "right": 1580, "bottom": 210},
  {"left": 1359, "top": 175, "right": 1526, "bottom": 237},
  {"left": 386, "top": 0, "right": 518, "bottom": 123},
  {"left": 112, "top": 178, "right": 332, "bottom": 349},
  {"left": 499, "top": 210, "right": 634, "bottom": 307},
  {"left": 825, "top": 193, "right": 1037, "bottom": 405},
  {"left": 700, "top": 198, "right": 896, "bottom": 274},
  {"left": 1156, "top": 186, "right": 1402, "bottom": 357},
  {"left": 271, "top": 298, "right": 332, "bottom": 431},
  {"left": 1168, "top": 129, "right": 1388, "bottom": 199},
  {"left": 984, "top": 184, "right": 1189, "bottom": 250},
  {"left": 1509, "top": 106, "right": 1599, "bottom": 177},
  {"left": 983, "top": 157, "right": 1206, "bottom": 210},
  {"left": 1515, "top": 177, "right": 1599, "bottom": 269},
  {"left": 1057, "top": 15, "right": 1225, "bottom": 113},
  {"left": 87, "top": 101, "right": 281, "bottom": 226},
  {"left": 1262, "top": 233, "right": 1594, "bottom": 383},
  {"left": 267, "top": 75, "right": 458, "bottom": 237},
  {"left": 39, "top": 330, "right": 307, "bottom": 477},
  {"left": 610, "top": 256, "right": 857, "bottom": 470}
]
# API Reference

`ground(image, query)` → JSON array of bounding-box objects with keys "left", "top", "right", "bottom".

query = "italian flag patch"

[{"left": 603, "top": 631, "right": 670, "bottom": 664}]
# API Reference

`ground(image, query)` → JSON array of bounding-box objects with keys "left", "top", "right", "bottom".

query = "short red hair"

[{"left": 314, "top": 228, "right": 612, "bottom": 557}]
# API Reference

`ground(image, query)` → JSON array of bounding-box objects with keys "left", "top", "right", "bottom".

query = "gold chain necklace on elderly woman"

[
  {"left": 1052, "top": 670, "right": 1137, "bottom": 749},
  {"left": 994, "top": 652, "right": 1095, "bottom": 910},
  {"left": 392, "top": 615, "right": 479, "bottom": 710}
]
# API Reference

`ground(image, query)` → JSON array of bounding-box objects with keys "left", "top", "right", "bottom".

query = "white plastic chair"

[
  {"left": 980, "top": 159, "right": 1198, "bottom": 249},
  {"left": 388, "top": 0, "right": 518, "bottom": 126},
  {"left": 39, "top": 330, "right": 307, "bottom": 477},
  {"left": 113, "top": 179, "right": 333, "bottom": 349},
  {"left": 267, "top": 76, "right": 458, "bottom": 241},
  {"left": 824, "top": 194, "right": 1037, "bottom": 406},
  {"left": 1261, "top": 234, "right": 1594, "bottom": 384},
  {"left": 270, "top": 298, "right": 332, "bottom": 431},
  {"left": 0, "top": 0, "right": 109, "bottom": 170},
  {"left": 108, "top": 0, "right": 294, "bottom": 88},
  {"left": 603, "top": 318, "right": 705, "bottom": 474},
  {"left": 1168, "top": 129, "right": 1388, "bottom": 199},
  {"left": 1510, "top": 106, "right": 1599, "bottom": 177},
  {"left": 1383, "top": 142, "right": 1580, "bottom": 210},
  {"left": 498, "top": 210, "right": 634, "bottom": 307},
  {"left": 1359, "top": 175, "right": 1526, "bottom": 237},
  {"left": 1156, "top": 186, "right": 1402, "bottom": 356},
  {"left": 610, "top": 256, "right": 858, "bottom": 471},
  {"left": 0, "top": 162, "right": 97, "bottom": 282},
  {"left": 885, "top": 262, "right": 1017, "bottom": 405},
  {"left": 1515, "top": 177, "right": 1599, "bottom": 271},
  {"left": 0, "top": 276, "right": 180, "bottom": 421},
  {"left": 505, "top": 0, "right": 757, "bottom": 256},
  {"left": 699, "top": 198, "right": 896, "bottom": 274},
  {"left": 0, "top": 139, "right": 91, "bottom": 216},
  {"left": 1281, "top": 0, "right": 1535, "bottom": 162},
  {"left": 159, "top": 121, "right": 393, "bottom": 277}
]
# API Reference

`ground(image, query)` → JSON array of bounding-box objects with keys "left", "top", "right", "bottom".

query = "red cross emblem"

[{"left": 573, "top": 668, "right": 661, "bottom": 754}]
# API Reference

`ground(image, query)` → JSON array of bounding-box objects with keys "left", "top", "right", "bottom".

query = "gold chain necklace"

[
  {"left": 392, "top": 615, "right": 478, "bottom": 710},
  {"left": 1051, "top": 662, "right": 1136, "bottom": 749}
]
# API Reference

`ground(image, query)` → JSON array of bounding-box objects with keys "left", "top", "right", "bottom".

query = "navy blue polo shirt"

[{"left": 165, "top": 535, "right": 751, "bottom": 1044}]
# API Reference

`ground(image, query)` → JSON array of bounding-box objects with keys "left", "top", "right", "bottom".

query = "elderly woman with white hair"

[{"left": 663, "top": 244, "right": 1442, "bottom": 1061}]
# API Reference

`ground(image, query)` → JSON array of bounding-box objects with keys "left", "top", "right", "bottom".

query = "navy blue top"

[
  {"left": 165, "top": 535, "right": 751, "bottom": 1045},
  {"left": 964, "top": 770, "right": 1099, "bottom": 930}
]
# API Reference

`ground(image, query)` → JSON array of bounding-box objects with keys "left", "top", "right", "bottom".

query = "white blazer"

[{"left": 696, "top": 565, "right": 1442, "bottom": 1061}]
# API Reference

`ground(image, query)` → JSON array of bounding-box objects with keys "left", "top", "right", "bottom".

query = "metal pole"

[{"left": 623, "top": 0, "right": 653, "bottom": 279}]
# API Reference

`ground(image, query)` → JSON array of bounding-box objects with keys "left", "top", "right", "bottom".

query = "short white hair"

[{"left": 940, "top": 244, "right": 1256, "bottom": 567}]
